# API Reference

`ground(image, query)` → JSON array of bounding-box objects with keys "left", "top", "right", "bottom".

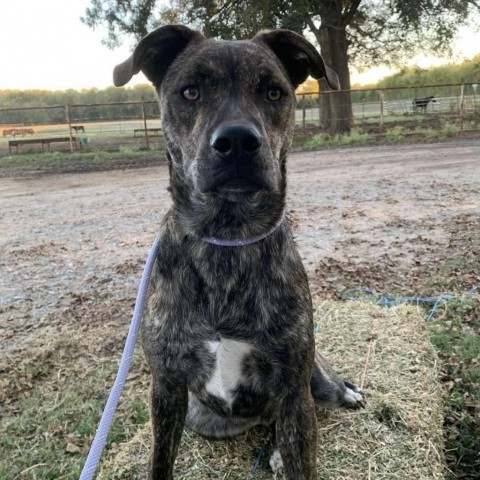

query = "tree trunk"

[
  {"left": 317, "top": 25, "right": 352, "bottom": 134},
  {"left": 307, "top": 0, "right": 357, "bottom": 135}
]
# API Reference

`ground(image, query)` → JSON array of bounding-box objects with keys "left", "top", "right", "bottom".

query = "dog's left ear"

[
  {"left": 113, "top": 25, "right": 205, "bottom": 87},
  {"left": 253, "top": 30, "right": 340, "bottom": 90}
]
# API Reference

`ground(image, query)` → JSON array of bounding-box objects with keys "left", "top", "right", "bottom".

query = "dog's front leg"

[
  {"left": 148, "top": 374, "right": 188, "bottom": 480},
  {"left": 273, "top": 391, "right": 317, "bottom": 480}
]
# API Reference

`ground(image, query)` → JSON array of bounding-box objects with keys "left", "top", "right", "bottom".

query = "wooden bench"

[
  {"left": 8, "top": 137, "right": 77, "bottom": 154},
  {"left": 134, "top": 128, "right": 162, "bottom": 137}
]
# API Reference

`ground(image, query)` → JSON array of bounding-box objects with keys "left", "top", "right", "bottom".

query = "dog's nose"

[{"left": 210, "top": 123, "right": 262, "bottom": 158}]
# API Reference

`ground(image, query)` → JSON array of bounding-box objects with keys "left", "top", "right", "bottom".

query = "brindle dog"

[{"left": 114, "top": 25, "right": 364, "bottom": 480}]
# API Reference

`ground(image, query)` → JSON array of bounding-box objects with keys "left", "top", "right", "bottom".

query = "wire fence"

[
  {"left": 296, "top": 82, "right": 479, "bottom": 133},
  {"left": 1, "top": 82, "right": 479, "bottom": 156}
]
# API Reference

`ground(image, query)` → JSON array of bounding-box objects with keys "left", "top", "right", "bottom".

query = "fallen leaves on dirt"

[{"left": 313, "top": 214, "right": 480, "bottom": 299}]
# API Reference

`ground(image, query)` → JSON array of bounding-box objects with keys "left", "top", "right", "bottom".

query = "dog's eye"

[
  {"left": 182, "top": 86, "right": 200, "bottom": 101},
  {"left": 267, "top": 88, "right": 283, "bottom": 101}
]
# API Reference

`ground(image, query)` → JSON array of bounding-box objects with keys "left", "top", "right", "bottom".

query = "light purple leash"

[
  {"left": 79, "top": 235, "right": 160, "bottom": 480},
  {"left": 79, "top": 212, "right": 285, "bottom": 479}
]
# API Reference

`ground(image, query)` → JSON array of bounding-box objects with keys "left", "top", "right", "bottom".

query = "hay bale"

[{"left": 99, "top": 301, "right": 444, "bottom": 479}]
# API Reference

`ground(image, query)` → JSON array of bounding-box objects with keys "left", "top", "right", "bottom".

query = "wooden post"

[
  {"left": 379, "top": 93, "right": 384, "bottom": 133},
  {"left": 318, "top": 96, "right": 322, "bottom": 130},
  {"left": 142, "top": 102, "right": 149, "bottom": 149},
  {"left": 472, "top": 83, "right": 478, "bottom": 113},
  {"left": 65, "top": 105, "right": 74, "bottom": 152},
  {"left": 302, "top": 94, "right": 306, "bottom": 129},
  {"left": 459, "top": 83, "right": 465, "bottom": 130}
]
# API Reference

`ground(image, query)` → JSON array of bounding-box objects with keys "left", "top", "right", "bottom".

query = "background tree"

[{"left": 82, "top": 0, "right": 480, "bottom": 133}]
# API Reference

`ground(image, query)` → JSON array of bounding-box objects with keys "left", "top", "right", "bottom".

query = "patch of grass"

[
  {"left": 413, "top": 127, "right": 442, "bottom": 140},
  {"left": 294, "top": 122, "right": 469, "bottom": 152},
  {"left": 0, "top": 352, "right": 148, "bottom": 480},
  {"left": 429, "top": 297, "right": 480, "bottom": 479},
  {"left": 0, "top": 309, "right": 150, "bottom": 480},
  {"left": 0, "top": 147, "right": 165, "bottom": 176},
  {"left": 417, "top": 218, "right": 480, "bottom": 478},
  {"left": 442, "top": 122, "right": 461, "bottom": 137},
  {"left": 295, "top": 129, "right": 375, "bottom": 149},
  {"left": 424, "top": 218, "right": 480, "bottom": 478},
  {"left": 336, "top": 129, "right": 376, "bottom": 146},
  {"left": 385, "top": 125, "right": 406, "bottom": 141},
  {"left": 0, "top": 353, "right": 149, "bottom": 480}
]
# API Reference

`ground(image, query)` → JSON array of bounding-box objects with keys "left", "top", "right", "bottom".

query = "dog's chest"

[{"left": 204, "top": 338, "right": 253, "bottom": 406}]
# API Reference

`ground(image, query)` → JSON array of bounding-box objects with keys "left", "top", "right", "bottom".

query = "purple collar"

[{"left": 201, "top": 211, "right": 286, "bottom": 247}]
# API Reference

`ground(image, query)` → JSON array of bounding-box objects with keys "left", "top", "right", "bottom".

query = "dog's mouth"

[
  {"left": 197, "top": 164, "right": 274, "bottom": 197},
  {"left": 215, "top": 177, "right": 261, "bottom": 194},
  {"left": 194, "top": 148, "right": 279, "bottom": 198}
]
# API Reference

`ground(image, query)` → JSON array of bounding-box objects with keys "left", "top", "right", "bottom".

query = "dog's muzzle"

[{"left": 196, "top": 121, "right": 274, "bottom": 195}]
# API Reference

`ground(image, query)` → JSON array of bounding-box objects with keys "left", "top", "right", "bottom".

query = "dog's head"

[{"left": 114, "top": 25, "right": 338, "bottom": 212}]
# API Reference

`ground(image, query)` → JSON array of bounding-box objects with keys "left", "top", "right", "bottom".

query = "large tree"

[{"left": 83, "top": 0, "right": 480, "bottom": 132}]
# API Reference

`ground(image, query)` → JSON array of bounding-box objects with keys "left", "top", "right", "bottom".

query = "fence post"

[
  {"left": 142, "top": 102, "right": 149, "bottom": 149},
  {"left": 302, "top": 94, "right": 306, "bottom": 129},
  {"left": 459, "top": 83, "right": 465, "bottom": 130},
  {"left": 472, "top": 83, "right": 478, "bottom": 113},
  {"left": 65, "top": 105, "right": 74, "bottom": 153},
  {"left": 318, "top": 97, "right": 322, "bottom": 130},
  {"left": 379, "top": 93, "right": 384, "bottom": 133}
]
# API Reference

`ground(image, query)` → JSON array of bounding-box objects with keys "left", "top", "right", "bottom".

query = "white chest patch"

[{"left": 205, "top": 338, "right": 253, "bottom": 406}]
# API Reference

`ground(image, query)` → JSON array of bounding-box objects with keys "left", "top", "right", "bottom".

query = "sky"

[
  {"left": 1, "top": 0, "right": 479, "bottom": 91},
  {"left": 351, "top": 24, "right": 480, "bottom": 85},
  {"left": 0, "top": 0, "right": 143, "bottom": 90}
]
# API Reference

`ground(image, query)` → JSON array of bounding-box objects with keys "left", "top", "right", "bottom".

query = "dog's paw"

[
  {"left": 342, "top": 381, "right": 365, "bottom": 409},
  {"left": 269, "top": 449, "right": 284, "bottom": 477}
]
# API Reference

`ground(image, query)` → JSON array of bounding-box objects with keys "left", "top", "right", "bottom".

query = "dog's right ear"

[
  {"left": 113, "top": 25, "right": 205, "bottom": 87},
  {"left": 253, "top": 30, "right": 340, "bottom": 90}
]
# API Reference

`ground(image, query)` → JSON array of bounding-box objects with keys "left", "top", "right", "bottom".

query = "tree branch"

[
  {"left": 305, "top": 16, "right": 320, "bottom": 37},
  {"left": 342, "top": 0, "right": 362, "bottom": 28}
]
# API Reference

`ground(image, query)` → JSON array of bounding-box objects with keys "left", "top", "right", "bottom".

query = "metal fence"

[
  {"left": 296, "top": 82, "right": 479, "bottom": 133},
  {"left": 1, "top": 82, "right": 479, "bottom": 156},
  {"left": 0, "top": 101, "right": 162, "bottom": 155}
]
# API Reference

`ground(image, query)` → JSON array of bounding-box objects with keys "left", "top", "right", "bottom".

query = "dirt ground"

[{"left": 1, "top": 140, "right": 479, "bottom": 354}]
